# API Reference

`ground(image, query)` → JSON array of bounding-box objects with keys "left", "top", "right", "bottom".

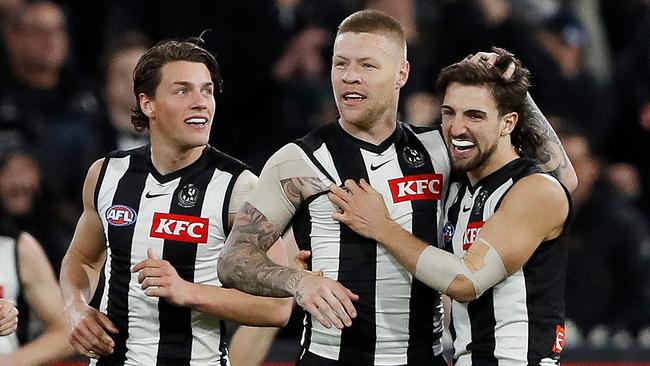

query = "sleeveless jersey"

[
  {"left": 291, "top": 121, "right": 450, "bottom": 365},
  {"left": 0, "top": 233, "right": 20, "bottom": 354},
  {"left": 442, "top": 158, "right": 571, "bottom": 366},
  {"left": 93, "top": 145, "right": 247, "bottom": 366}
]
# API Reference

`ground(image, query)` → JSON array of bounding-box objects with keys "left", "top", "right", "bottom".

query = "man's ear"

[
  {"left": 501, "top": 112, "right": 518, "bottom": 136},
  {"left": 396, "top": 61, "right": 410, "bottom": 89},
  {"left": 139, "top": 93, "right": 154, "bottom": 118}
]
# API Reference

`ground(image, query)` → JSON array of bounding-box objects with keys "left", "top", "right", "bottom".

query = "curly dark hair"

[
  {"left": 435, "top": 47, "right": 544, "bottom": 159},
  {"left": 130, "top": 32, "right": 223, "bottom": 132}
]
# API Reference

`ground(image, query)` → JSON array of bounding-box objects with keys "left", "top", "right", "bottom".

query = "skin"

[
  {"left": 218, "top": 30, "right": 411, "bottom": 329},
  {"left": 0, "top": 300, "right": 18, "bottom": 337},
  {"left": 60, "top": 60, "right": 292, "bottom": 360},
  {"left": 328, "top": 80, "right": 570, "bottom": 302},
  {"left": 0, "top": 233, "right": 74, "bottom": 366}
]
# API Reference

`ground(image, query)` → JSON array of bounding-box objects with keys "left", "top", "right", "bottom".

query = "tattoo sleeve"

[
  {"left": 524, "top": 93, "right": 575, "bottom": 186},
  {"left": 218, "top": 177, "right": 327, "bottom": 297}
]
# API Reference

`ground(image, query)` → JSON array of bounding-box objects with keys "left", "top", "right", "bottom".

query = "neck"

[
  {"left": 149, "top": 140, "right": 205, "bottom": 175},
  {"left": 338, "top": 113, "right": 397, "bottom": 145},
  {"left": 12, "top": 63, "right": 59, "bottom": 90},
  {"left": 467, "top": 143, "right": 519, "bottom": 185}
]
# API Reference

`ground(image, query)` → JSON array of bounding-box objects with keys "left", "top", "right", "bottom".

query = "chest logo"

[
  {"left": 106, "top": 205, "right": 137, "bottom": 226},
  {"left": 388, "top": 173, "right": 443, "bottom": 203},
  {"left": 463, "top": 221, "right": 484, "bottom": 250},
  {"left": 150, "top": 213, "right": 209, "bottom": 244},
  {"left": 178, "top": 184, "right": 199, "bottom": 208},
  {"left": 552, "top": 325, "right": 566, "bottom": 353},
  {"left": 402, "top": 147, "right": 425, "bottom": 168},
  {"left": 442, "top": 222, "right": 455, "bottom": 248}
]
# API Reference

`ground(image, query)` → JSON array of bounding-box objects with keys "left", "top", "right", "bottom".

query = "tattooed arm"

[
  {"left": 523, "top": 94, "right": 577, "bottom": 191},
  {"left": 218, "top": 144, "right": 358, "bottom": 329}
]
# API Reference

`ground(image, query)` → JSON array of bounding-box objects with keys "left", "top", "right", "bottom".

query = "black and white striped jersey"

[
  {"left": 93, "top": 145, "right": 247, "bottom": 366},
  {"left": 0, "top": 232, "right": 20, "bottom": 354},
  {"left": 442, "top": 158, "right": 570, "bottom": 366},
  {"left": 291, "top": 121, "right": 450, "bottom": 365}
]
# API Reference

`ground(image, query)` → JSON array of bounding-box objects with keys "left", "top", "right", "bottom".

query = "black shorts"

[{"left": 296, "top": 351, "right": 448, "bottom": 366}]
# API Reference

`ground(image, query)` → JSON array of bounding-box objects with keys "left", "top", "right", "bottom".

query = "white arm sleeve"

[
  {"left": 246, "top": 143, "right": 327, "bottom": 231},
  {"left": 228, "top": 170, "right": 258, "bottom": 215},
  {"left": 415, "top": 240, "right": 508, "bottom": 299}
]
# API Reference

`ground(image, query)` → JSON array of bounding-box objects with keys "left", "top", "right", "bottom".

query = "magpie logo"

[{"left": 370, "top": 160, "right": 392, "bottom": 171}]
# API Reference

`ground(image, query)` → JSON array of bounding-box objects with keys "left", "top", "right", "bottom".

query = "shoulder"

[
  {"left": 202, "top": 146, "right": 251, "bottom": 174},
  {"left": 401, "top": 121, "right": 440, "bottom": 135},
  {"left": 265, "top": 143, "right": 308, "bottom": 167},
  {"left": 502, "top": 173, "right": 570, "bottom": 218}
]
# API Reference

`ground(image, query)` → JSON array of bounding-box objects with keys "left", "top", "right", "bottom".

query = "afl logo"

[
  {"left": 106, "top": 205, "right": 137, "bottom": 226},
  {"left": 442, "top": 222, "right": 455, "bottom": 247}
]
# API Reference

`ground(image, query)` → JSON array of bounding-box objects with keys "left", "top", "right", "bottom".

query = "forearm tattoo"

[
  {"left": 524, "top": 93, "right": 570, "bottom": 180},
  {"left": 219, "top": 202, "right": 303, "bottom": 297},
  {"left": 218, "top": 177, "right": 327, "bottom": 297}
]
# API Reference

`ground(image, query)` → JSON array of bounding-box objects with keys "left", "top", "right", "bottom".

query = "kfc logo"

[
  {"left": 150, "top": 213, "right": 209, "bottom": 244},
  {"left": 552, "top": 325, "right": 566, "bottom": 353},
  {"left": 388, "top": 174, "right": 443, "bottom": 203},
  {"left": 462, "top": 221, "right": 484, "bottom": 250},
  {"left": 106, "top": 205, "right": 137, "bottom": 226}
]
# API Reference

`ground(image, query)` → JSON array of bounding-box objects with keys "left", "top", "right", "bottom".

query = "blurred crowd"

[{"left": 0, "top": 0, "right": 649, "bottom": 353}]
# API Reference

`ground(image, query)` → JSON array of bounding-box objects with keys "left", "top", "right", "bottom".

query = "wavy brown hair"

[
  {"left": 435, "top": 48, "right": 544, "bottom": 159},
  {"left": 130, "top": 33, "right": 222, "bottom": 132}
]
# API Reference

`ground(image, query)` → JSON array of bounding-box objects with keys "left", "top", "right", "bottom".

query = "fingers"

[
  {"left": 147, "top": 247, "right": 161, "bottom": 260},
  {"left": 136, "top": 267, "right": 163, "bottom": 284},
  {"left": 131, "top": 258, "right": 158, "bottom": 273},
  {"left": 70, "top": 312, "right": 115, "bottom": 357},
  {"left": 328, "top": 184, "right": 351, "bottom": 202},
  {"left": 503, "top": 61, "right": 516, "bottom": 79},
  {"left": 343, "top": 179, "right": 362, "bottom": 194},
  {"left": 301, "top": 300, "right": 333, "bottom": 329},
  {"left": 96, "top": 312, "right": 119, "bottom": 334},
  {"left": 0, "top": 301, "right": 18, "bottom": 336},
  {"left": 328, "top": 192, "right": 349, "bottom": 213}
]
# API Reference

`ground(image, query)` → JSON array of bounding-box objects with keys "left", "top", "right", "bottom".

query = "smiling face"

[
  {"left": 331, "top": 31, "right": 409, "bottom": 130},
  {"left": 441, "top": 82, "right": 517, "bottom": 179},
  {"left": 139, "top": 61, "right": 215, "bottom": 152}
]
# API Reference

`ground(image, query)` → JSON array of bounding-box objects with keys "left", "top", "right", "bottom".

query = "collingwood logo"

[
  {"left": 178, "top": 183, "right": 199, "bottom": 208},
  {"left": 402, "top": 146, "right": 424, "bottom": 168}
]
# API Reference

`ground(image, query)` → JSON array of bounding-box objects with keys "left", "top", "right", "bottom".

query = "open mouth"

[
  {"left": 342, "top": 92, "right": 366, "bottom": 104},
  {"left": 451, "top": 138, "right": 476, "bottom": 153},
  {"left": 185, "top": 117, "right": 208, "bottom": 127}
]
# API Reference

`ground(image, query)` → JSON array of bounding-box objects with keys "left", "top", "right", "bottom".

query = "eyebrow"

[
  {"left": 170, "top": 81, "right": 214, "bottom": 88},
  {"left": 441, "top": 105, "right": 488, "bottom": 117}
]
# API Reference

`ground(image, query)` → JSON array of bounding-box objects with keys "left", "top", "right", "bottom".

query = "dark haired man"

[
  {"left": 60, "top": 36, "right": 292, "bottom": 365},
  {"left": 329, "top": 48, "right": 573, "bottom": 365},
  {"left": 218, "top": 8, "right": 574, "bottom": 365}
]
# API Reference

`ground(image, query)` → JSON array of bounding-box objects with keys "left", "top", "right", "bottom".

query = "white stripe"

[
  {"left": 190, "top": 168, "right": 232, "bottom": 362},
  {"left": 492, "top": 269, "right": 529, "bottom": 366},
  {"left": 451, "top": 186, "right": 475, "bottom": 361},
  {"left": 362, "top": 147, "right": 411, "bottom": 365},
  {"left": 304, "top": 143, "right": 343, "bottom": 360},
  {"left": 415, "top": 128, "right": 451, "bottom": 231},
  {"left": 124, "top": 174, "right": 179, "bottom": 363}
]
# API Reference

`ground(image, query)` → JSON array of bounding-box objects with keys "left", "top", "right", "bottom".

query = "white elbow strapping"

[{"left": 414, "top": 244, "right": 507, "bottom": 298}]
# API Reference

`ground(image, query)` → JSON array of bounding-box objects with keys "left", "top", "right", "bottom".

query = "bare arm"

[
  {"left": 329, "top": 176, "right": 569, "bottom": 302},
  {"left": 523, "top": 93, "right": 578, "bottom": 191},
  {"left": 218, "top": 144, "right": 358, "bottom": 329},
  {"left": 2, "top": 233, "right": 74, "bottom": 366},
  {"left": 132, "top": 169, "right": 293, "bottom": 326},
  {"left": 60, "top": 159, "right": 118, "bottom": 359}
]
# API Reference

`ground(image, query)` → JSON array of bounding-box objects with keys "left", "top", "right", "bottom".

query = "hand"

[
  {"left": 294, "top": 272, "right": 358, "bottom": 330},
  {"left": 464, "top": 51, "right": 516, "bottom": 79},
  {"left": 65, "top": 301, "right": 117, "bottom": 358},
  {"left": 292, "top": 250, "right": 311, "bottom": 270},
  {"left": 132, "top": 248, "right": 193, "bottom": 307},
  {"left": 328, "top": 179, "right": 393, "bottom": 241},
  {"left": 0, "top": 299, "right": 18, "bottom": 336}
]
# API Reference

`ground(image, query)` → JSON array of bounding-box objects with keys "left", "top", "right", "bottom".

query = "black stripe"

[
  {"left": 221, "top": 170, "right": 243, "bottom": 238},
  {"left": 290, "top": 192, "right": 316, "bottom": 353},
  {"left": 394, "top": 126, "right": 441, "bottom": 364},
  {"left": 293, "top": 140, "right": 336, "bottom": 183},
  {"left": 325, "top": 125, "right": 376, "bottom": 365},
  {"left": 99, "top": 152, "right": 149, "bottom": 366},
  {"left": 156, "top": 157, "right": 217, "bottom": 365},
  {"left": 219, "top": 320, "right": 228, "bottom": 366},
  {"left": 94, "top": 157, "right": 111, "bottom": 210}
]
